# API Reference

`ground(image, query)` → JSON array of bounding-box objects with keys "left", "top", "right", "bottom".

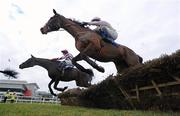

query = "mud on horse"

[{"left": 40, "top": 9, "right": 143, "bottom": 74}]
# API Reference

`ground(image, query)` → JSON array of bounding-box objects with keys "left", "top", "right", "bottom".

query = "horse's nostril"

[
  {"left": 40, "top": 28, "right": 47, "bottom": 34},
  {"left": 19, "top": 65, "right": 22, "bottom": 69}
]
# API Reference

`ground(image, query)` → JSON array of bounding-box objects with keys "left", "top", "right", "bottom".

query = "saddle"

[{"left": 58, "top": 61, "right": 74, "bottom": 75}]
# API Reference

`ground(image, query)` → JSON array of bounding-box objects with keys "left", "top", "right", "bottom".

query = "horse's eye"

[{"left": 49, "top": 25, "right": 54, "bottom": 29}]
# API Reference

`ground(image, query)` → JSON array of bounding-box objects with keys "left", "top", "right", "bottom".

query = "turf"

[{"left": 0, "top": 103, "right": 178, "bottom": 116}]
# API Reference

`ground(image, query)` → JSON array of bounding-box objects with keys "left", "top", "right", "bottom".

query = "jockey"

[
  {"left": 51, "top": 49, "right": 74, "bottom": 72},
  {"left": 59, "top": 49, "right": 73, "bottom": 66},
  {"left": 85, "top": 17, "right": 118, "bottom": 45},
  {"left": 3, "top": 90, "right": 10, "bottom": 103}
]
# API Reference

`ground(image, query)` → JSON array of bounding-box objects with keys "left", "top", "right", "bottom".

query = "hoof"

[
  {"left": 98, "top": 66, "right": 105, "bottom": 73},
  {"left": 85, "top": 69, "right": 94, "bottom": 76},
  {"left": 62, "top": 86, "right": 68, "bottom": 92}
]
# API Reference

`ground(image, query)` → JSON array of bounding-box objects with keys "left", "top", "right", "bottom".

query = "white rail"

[{"left": 0, "top": 95, "right": 61, "bottom": 104}]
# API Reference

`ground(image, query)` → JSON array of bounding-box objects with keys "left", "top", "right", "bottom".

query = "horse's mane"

[{"left": 68, "top": 18, "right": 90, "bottom": 29}]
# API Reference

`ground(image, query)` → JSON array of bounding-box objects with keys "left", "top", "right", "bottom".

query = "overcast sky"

[{"left": 0, "top": 0, "right": 179, "bottom": 92}]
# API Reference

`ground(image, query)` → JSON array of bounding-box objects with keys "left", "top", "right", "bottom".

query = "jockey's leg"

[
  {"left": 58, "top": 62, "right": 63, "bottom": 69},
  {"left": 99, "top": 27, "right": 119, "bottom": 47},
  {"left": 100, "top": 27, "right": 109, "bottom": 38},
  {"left": 64, "top": 60, "right": 74, "bottom": 68},
  {"left": 57, "top": 62, "right": 65, "bottom": 75}
]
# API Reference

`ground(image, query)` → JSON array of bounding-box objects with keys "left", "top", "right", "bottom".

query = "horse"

[
  {"left": 19, "top": 55, "right": 93, "bottom": 96},
  {"left": 40, "top": 9, "right": 143, "bottom": 74},
  {"left": 0, "top": 69, "right": 18, "bottom": 79}
]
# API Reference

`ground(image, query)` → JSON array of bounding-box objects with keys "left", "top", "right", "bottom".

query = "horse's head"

[
  {"left": 19, "top": 55, "right": 36, "bottom": 69},
  {"left": 40, "top": 9, "right": 62, "bottom": 34}
]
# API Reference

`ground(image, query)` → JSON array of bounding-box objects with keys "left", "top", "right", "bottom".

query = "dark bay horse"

[
  {"left": 40, "top": 9, "right": 143, "bottom": 74},
  {"left": 19, "top": 55, "right": 93, "bottom": 96}
]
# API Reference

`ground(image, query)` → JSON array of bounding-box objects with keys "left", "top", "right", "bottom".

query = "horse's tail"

[{"left": 138, "top": 55, "right": 143, "bottom": 63}]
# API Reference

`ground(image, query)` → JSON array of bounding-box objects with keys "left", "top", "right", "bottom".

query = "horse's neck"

[
  {"left": 35, "top": 58, "right": 53, "bottom": 70},
  {"left": 59, "top": 15, "right": 88, "bottom": 39}
]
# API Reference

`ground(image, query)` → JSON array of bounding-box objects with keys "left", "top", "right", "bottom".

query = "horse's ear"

[
  {"left": 31, "top": 54, "right": 35, "bottom": 58},
  {"left": 53, "top": 9, "right": 57, "bottom": 15}
]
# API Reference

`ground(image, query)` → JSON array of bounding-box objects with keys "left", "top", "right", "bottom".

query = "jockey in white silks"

[
  {"left": 85, "top": 17, "right": 118, "bottom": 44},
  {"left": 51, "top": 49, "right": 74, "bottom": 70}
]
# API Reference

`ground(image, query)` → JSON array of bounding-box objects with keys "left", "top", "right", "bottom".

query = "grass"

[{"left": 0, "top": 103, "right": 179, "bottom": 116}]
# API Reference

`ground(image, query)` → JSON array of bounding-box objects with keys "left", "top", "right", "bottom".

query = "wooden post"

[
  {"left": 151, "top": 80, "right": 162, "bottom": 97},
  {"left": 113, "top": 79, "right": 135, "bottom": 109},
  {"left": 135, "top": 85, "right": 140, "bottom": 102}
]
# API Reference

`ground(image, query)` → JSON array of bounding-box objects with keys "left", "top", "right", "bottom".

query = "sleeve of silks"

[
  {"left": 82, "top": 22, "right": 89, "bottom": 26},
  {"left": 59, "top": 56, "right": 65, "bottom": 60},
  {"left": 50, "top": 58, "right": 59, "bottom": 61},
  {"left": 88, "top": 21, "right": 101, "bottom": 26}
]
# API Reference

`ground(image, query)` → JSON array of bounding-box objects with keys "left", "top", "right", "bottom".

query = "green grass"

[{"left": 0, "top": 103, "right": 178, "bottom": 116}]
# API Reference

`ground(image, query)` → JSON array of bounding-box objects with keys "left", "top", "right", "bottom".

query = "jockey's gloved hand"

[{"left": 81, "top": 22, "right": 89, "bottom": 26}]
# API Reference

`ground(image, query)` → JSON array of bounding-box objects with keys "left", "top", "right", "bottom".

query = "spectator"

[
  {"left": 3, "top": 90, "right": 10, "bottom": 103},
  {"left": 10, "top": 92, "right": 17, "bottom": 103}
]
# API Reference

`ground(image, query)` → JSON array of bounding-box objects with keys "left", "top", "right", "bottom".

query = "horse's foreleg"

[
  {"left": 53, "top": 80, "right": 68, "bottom": 92},
  {"left": 48, "top": 79, "right": 56, "bottom": 96},
  {"left": 72, "top": 53, "right": 104, "bottom": 73},
  {"left": 82, "top": 43, "right": 104, "bottom": 72},
  {"left": 83, "top": 56, "right": 105, "bottom": 73},
  {"left": 73, "top": 43, "right": 104, "bottom": 73},
  {"left": 72, "top": 54, "right": 92, "bottom": 75},
  {"left": 73, "top": 43, "right": 92, "bottom": 71}
]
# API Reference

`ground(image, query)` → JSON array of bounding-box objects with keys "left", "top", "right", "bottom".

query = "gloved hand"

[
  {"left": 81, "top": 22, "right": 89, "bottom": 27},
  {"left": 82, "top": 22, "right": 89, "bottom": 25}
]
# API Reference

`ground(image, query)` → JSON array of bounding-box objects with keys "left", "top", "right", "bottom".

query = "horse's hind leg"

[
  {"left": 75, "top": 73, "right": 91, "bottom": 87},
  {"left": 53, "top": 79, "right": 68, "bottom": 92},
  {"left": 48, "top": 79, "right": 57, "bottom": 96},
  {"left": 75, "top": 78, "right": 91, "bottom": 87},
  {"left": 124, "top": 50, "right": 141, "bottom": 66}
]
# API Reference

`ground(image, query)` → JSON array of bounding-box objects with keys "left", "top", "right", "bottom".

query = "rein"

[{"left": 63, "top": 23, "right": 86, "bottom": 37}]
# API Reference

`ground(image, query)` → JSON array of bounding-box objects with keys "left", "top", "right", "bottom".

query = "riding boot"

[
  {"left": 99, "top": 29, "right": 119, "bottom": 47},
  {"left": 60, "top": 62, "right": 66, "bottom": 76},
  {"left": 58, "top": 62, "right": 63, "bottom": 71},
  {"left": 106, "top": 37, "right": 119, "bottom": 47},
  {"left": 57, "top": 62, "right": 64, "bottom": 75},
  {"left": 61, "top": 68, "right": 64, "bottom": 76}
]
